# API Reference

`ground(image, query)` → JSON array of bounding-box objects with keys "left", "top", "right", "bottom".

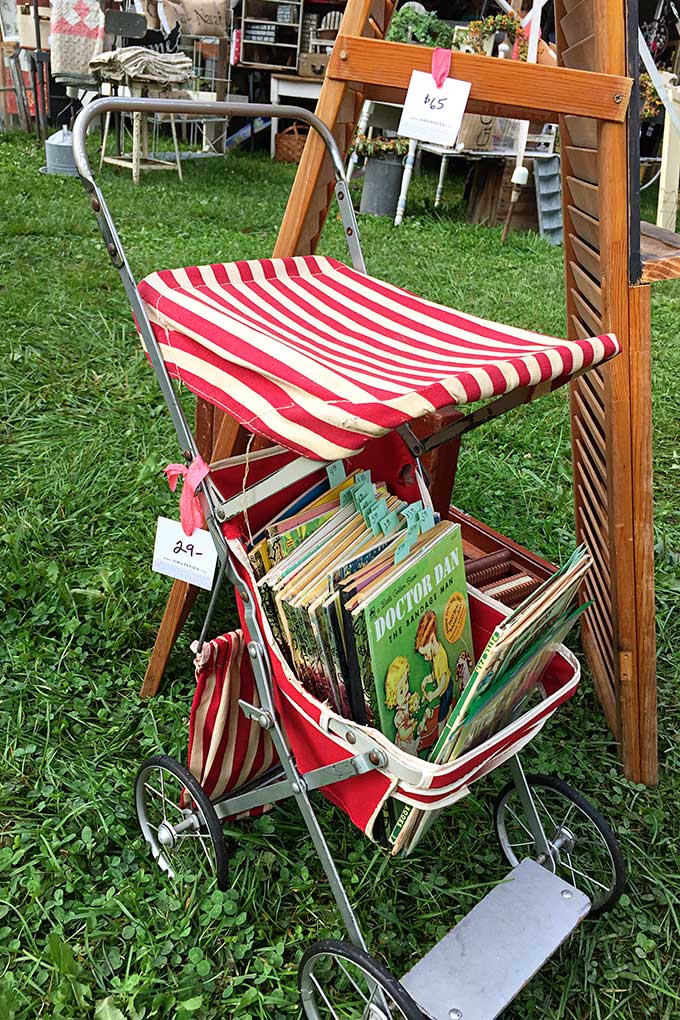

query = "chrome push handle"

[
  {"left": 72, "top": 97, "right": 348, "bottom": 186},
  {"left": 70, "top": 97, "right": 365, "bottom": 465}
]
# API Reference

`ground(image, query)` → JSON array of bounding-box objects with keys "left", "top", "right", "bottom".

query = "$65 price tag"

[{"left": 398, "top": 70, "right": 472, "bottom": 147}]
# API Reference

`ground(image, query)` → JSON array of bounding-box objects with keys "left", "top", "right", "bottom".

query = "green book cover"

[
  {"left": 267, "top": 508, "right": 339, "bottom": 565},
  {"left": 355, "top": 523, "right": 474, "bottom": 758},
  {"left": 426, "top": 625, "right": 502, "bottom": 767},
  {"left": 431, "top": 547, "right": 590, "bottom": 767},
  {"left": 447, "top": 600, "right": 590, "bottom": 760},
  {"left": 279, "top": 597, "right": 330, "bottom": 703}
]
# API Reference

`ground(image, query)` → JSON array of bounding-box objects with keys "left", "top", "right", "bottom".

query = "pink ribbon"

[
  {"left": 431, "top": 47, "right": 452, "bottom": 89},
  {"left": 164, "top": 455, "right": 210, "bottom": 536}
]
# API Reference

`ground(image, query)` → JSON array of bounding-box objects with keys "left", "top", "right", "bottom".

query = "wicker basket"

[{"left": 275, "top": 123, "right": 308, "bottom": 164}]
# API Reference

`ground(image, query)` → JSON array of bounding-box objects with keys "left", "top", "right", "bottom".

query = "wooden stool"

[{"left": 99, "top": 82, "right": 183, "bottom": 184}]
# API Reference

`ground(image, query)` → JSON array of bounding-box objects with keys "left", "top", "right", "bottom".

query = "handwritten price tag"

[
  {"left": 398, "top": 70, "right": 472, "bottom": 147},
  {"left": 152, "top": 516, "right": 218, "bottom": 591}
]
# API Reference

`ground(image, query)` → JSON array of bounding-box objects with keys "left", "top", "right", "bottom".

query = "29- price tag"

[
  {"left": 152, "top": 516, "right": 218, "bottom": 591},
  {"left": 398, "top": 70, "right": 472, "bottom": 147}
]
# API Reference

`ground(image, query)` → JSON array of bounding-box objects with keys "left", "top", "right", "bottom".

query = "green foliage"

[
  {"left": 385, "top": 7, "right": 454, "bottom": 48},
  {"left": 1, "top": 133, "right": 679, "bottom": 1020},
  {"left": 466, "top": 13, "right": 528, "bottom": 58},
  {"left": 640, "top": 72, "right": 663, "bottom": 121},
  {"left": 351, "top": 134, "right": 411, "bottom": 158}
]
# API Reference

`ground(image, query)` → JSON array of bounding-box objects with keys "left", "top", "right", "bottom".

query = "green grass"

[{"left": 1, "top": 132, "right": 679, "bottom": 1020}]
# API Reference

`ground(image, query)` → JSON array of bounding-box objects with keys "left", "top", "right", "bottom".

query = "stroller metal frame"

[{"left": 74, "top": 99, "right": 626, "bottom": 1020}]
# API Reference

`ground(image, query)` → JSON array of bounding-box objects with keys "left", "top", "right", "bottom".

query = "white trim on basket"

[
  {"left": 228, "top": 534, "right": 581, "bottom": 796},
  {"left": 392, "top": 724, "right": 542, "bottom": 807}
]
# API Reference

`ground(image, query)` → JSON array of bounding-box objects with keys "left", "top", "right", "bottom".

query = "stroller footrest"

[{"left": 400, "top": 858, "right": 590, "bottom": 1020}]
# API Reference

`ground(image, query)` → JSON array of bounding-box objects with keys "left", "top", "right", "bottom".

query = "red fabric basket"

[
  {"left": 184, "top": 445, "right": 579, "bottom": 842},
  {"left": 190, "top": 531, "right": 580, "bottom": 843}
]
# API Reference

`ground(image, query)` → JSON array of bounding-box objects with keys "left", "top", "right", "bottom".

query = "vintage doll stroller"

[{"left": 74, "top": 98, "right": 626, "bottom": 1020}]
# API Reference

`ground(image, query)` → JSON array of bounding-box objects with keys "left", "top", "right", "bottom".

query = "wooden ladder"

[{"left": 142, "top": 0, "right": 658, "bottom": 788}]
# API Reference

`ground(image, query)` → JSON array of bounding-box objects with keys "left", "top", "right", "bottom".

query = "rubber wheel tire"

[
  {"left": 298, "top": 939, "right": 425, "bottom": 1020},
  {"left": 134, "top": 753, "right": 229, "bottom": 891},
  {"left": 493, "top": 773, "right": 626, "bottom": 918}
]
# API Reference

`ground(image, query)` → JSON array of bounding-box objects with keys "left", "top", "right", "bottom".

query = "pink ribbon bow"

[
  {"left": 431, "top": 47, "right": 452, "bottom": 89},
  {"left": 164, "top": 455, "right": 210, "bottom": 536}
]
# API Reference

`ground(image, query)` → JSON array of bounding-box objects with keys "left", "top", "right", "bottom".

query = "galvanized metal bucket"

[
  {"left": 359, "top": 155, "right": 404, "bottom": 217},
  {"left": 44, "top": 126, "right": 79, "bottom": 176}
]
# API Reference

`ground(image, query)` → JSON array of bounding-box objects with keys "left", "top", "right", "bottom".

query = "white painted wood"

[
  {"left": 269, "top": 74, "right": 322, "bottom": 157},
  {"left": 656, "top": 83, "right": 680, "bottom": 232}
]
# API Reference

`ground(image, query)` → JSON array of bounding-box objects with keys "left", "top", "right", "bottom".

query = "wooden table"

[{"left": 269, "top": 74, "right": 322, "bottom": 158}]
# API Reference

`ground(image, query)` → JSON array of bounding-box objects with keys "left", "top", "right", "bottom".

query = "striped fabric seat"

[
  {"left": 137, "top": 255, "right": 620, "bottom": 461},
  {"left": 188, "top": 629, "right": 276, "bottom": 811}
]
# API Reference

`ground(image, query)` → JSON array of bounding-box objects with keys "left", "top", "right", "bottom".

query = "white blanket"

[{"left": 90, "top": 46, "right": 192, "bottom": 85}]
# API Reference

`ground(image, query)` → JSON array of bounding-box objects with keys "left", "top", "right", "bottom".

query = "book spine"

[
  {"left": 341, "top": 597, "right": 369, "bottom": 725},
  {"left": 430, "top": 625, "right": 503, "bottom": 765},
  {"left": 389, "top": 801, "right": 415, "bottom": 853},
  {"left": 324, "top": 595, "right": 351, "bottom": 717}
]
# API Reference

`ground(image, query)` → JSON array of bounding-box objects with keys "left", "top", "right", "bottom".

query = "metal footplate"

[{"left": 400, "top": 859, "right": 591, "bottom": 1020}]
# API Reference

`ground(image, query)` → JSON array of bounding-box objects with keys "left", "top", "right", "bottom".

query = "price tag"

[
  {"left": 326, "top": 459, "right": 346, "bottom": 487},
  {"left": 398, "top": 70, "right": 472, "bottom": 147},
  {"left": 152, "top": 516, "right": 218, "bottom": 591},
  {"left": 340, "top": 470, "right": 372, "bottom": 507}
]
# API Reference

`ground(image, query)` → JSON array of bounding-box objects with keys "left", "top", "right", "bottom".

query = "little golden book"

[{"left": 351, "top": 523, "right": 474, "bottom": 758}]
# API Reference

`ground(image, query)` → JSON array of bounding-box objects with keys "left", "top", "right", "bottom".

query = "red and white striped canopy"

[{"left": 137, "top": 255, "right": 619, "bottom": 461}]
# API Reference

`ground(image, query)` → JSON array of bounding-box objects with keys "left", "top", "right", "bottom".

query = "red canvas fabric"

[
  {"left": 208, "top": 434, "right": 423, "bottom": 547},
  {"left": 137, "top": 256, "right": 620, "bottom": 461},
  {"left": 222, "top": 529, "right": 579, "bottom": 842}
]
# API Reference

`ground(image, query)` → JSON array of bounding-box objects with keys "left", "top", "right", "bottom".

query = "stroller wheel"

[
  {"left": 298, "top": 939, "right": 425, "bottom": 1020},
  {"left": 493, "top": 773, "right": 626, "bottom": 918},
  {"left": 134, "top": 754, "right": 229, "bottom": 892}
]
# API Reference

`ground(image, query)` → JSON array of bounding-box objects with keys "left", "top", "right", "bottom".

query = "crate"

[{"left": 298, "top": 52, "right": 329, "bottom": 78}]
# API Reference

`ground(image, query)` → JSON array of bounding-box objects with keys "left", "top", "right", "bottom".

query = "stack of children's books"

[{"left": 248, "top": 465, "right": 591, "bottom": 854}]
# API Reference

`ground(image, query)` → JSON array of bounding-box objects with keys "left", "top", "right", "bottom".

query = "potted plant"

[
  {"left": 385, "top": 6, "right": 454, "bottom": 48},
  {"left": 465, "top": 12, "right": 528, "bottom": 59},
  {"left": 354, "top": 135, "right": 411, "bottom": 217}
]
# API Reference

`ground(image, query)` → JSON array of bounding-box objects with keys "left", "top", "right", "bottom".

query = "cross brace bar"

[
  {"left": 328, "top": 37, "right": 632, "bottom": 123},
  {"left": 211, "top": 749, "right": 386, "bottom": 820}
]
